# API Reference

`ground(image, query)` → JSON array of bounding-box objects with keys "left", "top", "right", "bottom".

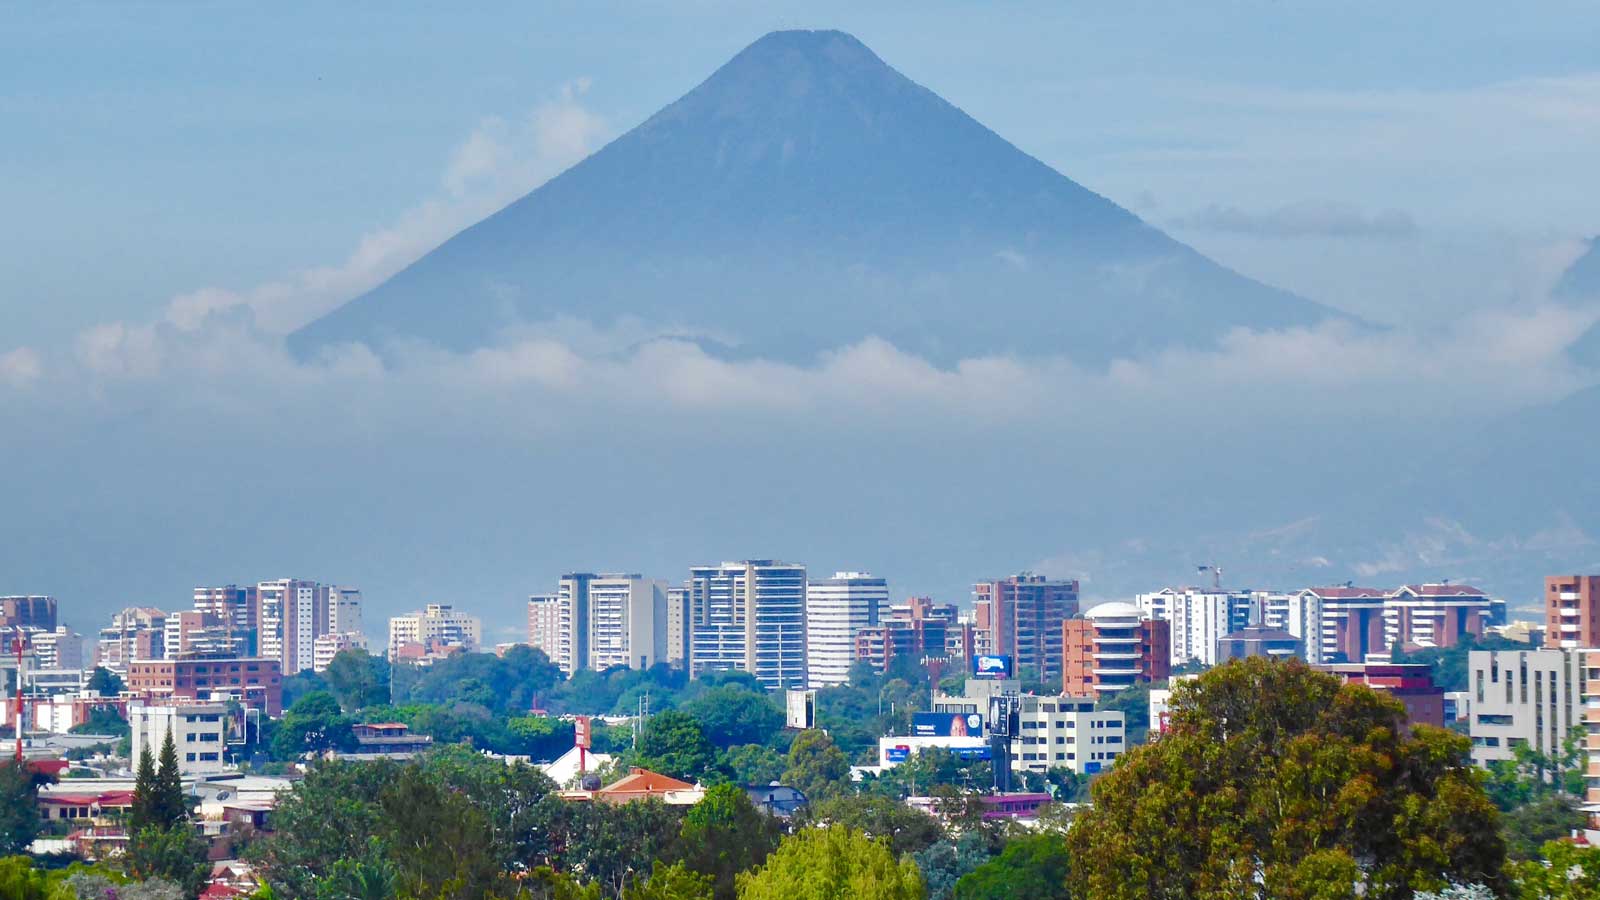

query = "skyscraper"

[
  {"left": 527, "top": 594, "right": 560, "bottom": 658},
  {"left": 256, "top": 579, "right": 332, "bottom": 675},
  {"left": 972, "top": 575, "right": 1079, "bottom": 680},
  {"left": 805, "top": 572, "right": 888, "bottom": 687},
  {"left": 1135, "top": 588, "right": 1256, "bottom": 667},
  {"left": 689, "top": 560, "right": 807, "bottom": 691},
  {"left": 1547, "top": 575, "right": 1600, "bottom": 649}
]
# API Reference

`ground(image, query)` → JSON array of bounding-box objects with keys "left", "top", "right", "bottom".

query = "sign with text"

[
  {"left": 574, "top": 715, "right": 592, "bottom": 750},
  {"left": 912, "top": 712, "right": 985, "bottom": 737},
  {"left": 971, "top": 654, "right": 1013, "bottom": 679}
]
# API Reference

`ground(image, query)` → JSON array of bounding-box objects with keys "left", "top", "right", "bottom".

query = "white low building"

[
  {"left": 1468, "top": 648, "right": 1586, "bottom": 770},
  {"left": 129, "top": 702, "right": 233, "bottom": 775},
  {"left": 1015, "top": 695, "right": 1125, "bottom": 776}
]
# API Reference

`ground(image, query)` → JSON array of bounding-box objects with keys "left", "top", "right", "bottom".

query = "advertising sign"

[
  {"left": 574, "top": 715, "right": 591, "bottom": 750},
  {"left": 911, "top": 712, "right": 985, "bottom": 737},
  {"left": 951, "top": 746, "right": 992, "bottom": 761},
  {"left": 971, "top": 654, "right": 1013, "bottom": 679},
  {"left": 885, "top": 745, "right": 911, "bottom": 763}
]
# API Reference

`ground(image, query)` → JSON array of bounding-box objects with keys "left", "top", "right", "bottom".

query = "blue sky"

[
  {"left": 5, "top": 1, "right": 1599, "bottom": 346},
  {"left": 3, "top": 3, "right": 1600, "bottom": 629}
]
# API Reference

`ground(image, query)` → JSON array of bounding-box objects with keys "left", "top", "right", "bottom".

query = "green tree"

[
  {"left": 780, "top": 730, "right": 849, "bottom": 803},
  {"left": 312, "top": 838, "right": 397, "bottom": 900},
  {"left": 380, "top": 765, "right": 504, "bottom": 899},
  {"left": 150, "top": 728, "right": 189, "bottom": 828},
  {"left": 323, "top": 650, "right": 391, "bottom": 714},
  {"left": 246, "top": 759, "right": 399, "bottom": 899},
  {"left": 681, "top": 687, "right": 783, "bottom": 749},
  {"left": 677, "top": 784, "right": 781, "bottom": 900},
  {"left": 798, "top": 795, "right": 944, "bottom": 857},
  {"left": 622, "top": 862, "right": 714, "bottom": 900},
  {"left": 953, "top": 833, "right": 1070, "bottom": 900},
  {"left": 1066, "top": 657, "right": 1509, "bottom": 900},
  {"left": 1096, "top": 681, "right": 1152, "bottom": 745},
  {"left": 1508, "top": 839, "right": 1600, "bottom": 898},
  {"left": 124, "top": 824, "right": 209, "bottom": 897},
  {"left": 719, "top": 744, "right": 785, "bottom": 787},
  {"left": 0, "top": 763, "right": 46, "bottom": 855},
  {"left": 735, "top": 826, "right": 923, "bottom": 900},
  {"left": 129, "top": 744, "right": 159, "bottom": 832},
  {"left": 68, "top": 706, "right": 130, "bottom": 737},
  {"left": 1500, "top": 795, "right": 1587, "bottom": 862},
  {"left": 270, "top": 691, "right": 356, "bottom": 760},
  {"left": 912, "top": 832, "right": 991, "bottom": 900},
  {"left": 634, "top": 711, "right": 719, "bottom": 783},
  {"left": 85, "top": 667, "right": 125, "bottom": 697}
]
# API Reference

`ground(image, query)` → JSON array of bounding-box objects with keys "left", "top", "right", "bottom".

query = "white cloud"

[
  {"left": 0, "top": 348, "right": 41, "bottom": 387},
  {"left": 1174, "top": 201, "right": 1417, "bottom": 238},
  {"left": 166, "top": 80, "right": 609, "bottom": 335}
]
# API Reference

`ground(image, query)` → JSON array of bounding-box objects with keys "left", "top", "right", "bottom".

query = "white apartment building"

[
  {"left": 1015, "top": 695, "right": 1127, "bottom": 776},
  {"left": 665, "top": 586, "right": 690, "bottom": 665},
  {"left": 689, "top": 560, "right": 808, "bottom": 691},
  {"left": 258, "top": 579, "right": 330, "bottom": 676},
  {"left": 312, "top": 631, "right": 367, "bottom": 673},
  {"left": 29, "top": 627, "right": 83, "bottom": 671},
  {"left": 129, "top": 702, "right": 232, "bottom": 775},
  {"left": 388, "top": 604, "right": 482, "bottom": 657},
  {"left": 805, "top": 572, "right": 888, "bottom": 688},
  {"left": 1468, "top": 648, "right": 1586, "bottom": 769},
  {"left": 586, "top": 575, "right": 668, "bottom": 672},
  {"left": 1136, "top": 588, "right": 1258, "bottom": 666},
  {"left": 1261, "top": 591, "right": 1324, "bottom": 664}
]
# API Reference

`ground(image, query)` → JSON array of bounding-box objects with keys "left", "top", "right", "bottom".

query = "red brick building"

[
  {"left": 126, "top": 657, "right": 283, "bottom": 716},
  {"left": 1062, "top": 602, "right": 1170, "bottom": 698},
  {"left": 1384, "top": 583, "right": 1492, "bottom": 651},
  {"left": 1299, "top": 586, "right": 1387, "bottom": 663},
  {"left": 1318, "top": 662, "right": 1443, "bottom": 728}
]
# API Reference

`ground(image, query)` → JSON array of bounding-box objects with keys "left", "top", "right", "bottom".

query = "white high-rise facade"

[
  {"left": 329, "top": 587, "right": 363, "bottom": 639},
  {"left": 1260, "top": 591, "right": 1324, "bottom": 664},
  {"left": 1469, "top": 648, "right": 1586, "bottom": 770},
  {"left": 387, "top": 603, "right": 482, "bottom": 657},
  {"left": 1136, "top": 588, "right": 1257, "bottom": 667},
  {"left": 689, "top": 560, "right": 807, "bottom": 691},
  {"left": 257, "top": 579, "right": 330, "bottom": 676},
  {"left": 587, "top": 575, "right": 668, "bottom": 672},
  {"left": 805, "top": 572, "right": 887, "bottom": 687}
]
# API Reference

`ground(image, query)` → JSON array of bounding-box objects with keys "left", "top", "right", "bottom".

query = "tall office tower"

[
  {"left": 527, "top": 594, "right": 560, "bottom": 658},
  {"left": 805, "top": 572, "right": 888, "bottom": 687},
  {"left": 1136, "top": 588, "right": 1257, "bottom": 667},
  {"left": 29, "top": 627, "right": 83, "bottom": 670},
  {"left": 1298, "top": 586, "right": 1387, "bottom": 663},
  {"left": 0, "top": 596, "right": 58, "bottom": 631},
  {"left": 192, "top": 585, "right": 259, "bottom": 655},
  {"left": 665, "top": 586, "right": 691, "bottom": 665},
  {"left": 688, "top": 560, "right": 808, "bottom": 691},
  {"left": 1547, "top": 575, "right": 1600, "bottom": 649},
  {"left": 256, "top": 579, "right": 332, "bottom": 676},
  {"left": 388, "top": 603, "right": 482, "bottom": 657},
  {"left": 552, "top": 573, "right": 594, "bottom": 677},
  {"left": 1383, "top": 583, "right": 1493, "bottom": 651},
  {"left": 94, "top": 607, "right": 168, "bottom": 671},
  {"left": 328, "top": 587, "right": 364, "bottom": 638},
  {"left": 1261, "top": 590, "right": 1324, "bottom": 664},
  {"left": 972, "top": 575, "right": 1080, "bottom": 680}
]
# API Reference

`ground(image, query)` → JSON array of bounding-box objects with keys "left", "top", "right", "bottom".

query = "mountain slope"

[{"left": 291, "top": 29, "right": 1351, "bottom": 364}]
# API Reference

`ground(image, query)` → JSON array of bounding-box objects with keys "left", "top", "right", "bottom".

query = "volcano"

[{"left": 290, "top": 29, "right": 1351, "bottom": 364}]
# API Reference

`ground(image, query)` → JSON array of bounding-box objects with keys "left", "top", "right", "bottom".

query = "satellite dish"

[{"left": 216, "top": 790, "right": 231, "bottom": 801}]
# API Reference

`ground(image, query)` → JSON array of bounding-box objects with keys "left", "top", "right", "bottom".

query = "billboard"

[
  {"left": 885, "top": 745, "right": 911, "bottom": 763},
  {"left": 971, "top": 654, "right": 1013, "bottom": 679},
  {"left": 574, "top": 715, "right": 592, "bottom": 750},
  {"left": 912, "top": 712, "right": 985, "bottom": 737},
  {"left": 786, "top": 689, "right": 816, "bottom": 730}
]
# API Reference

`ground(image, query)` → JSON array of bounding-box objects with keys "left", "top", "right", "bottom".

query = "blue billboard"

[
  {"left": 912, "top": 712, "right": 985, "bottom": 737},
  {"left": 885, "top": 745, "right": 911, "bottom": 763},
  {"left": 971, "top": 654, "right": 1013, "bottom": 679}
]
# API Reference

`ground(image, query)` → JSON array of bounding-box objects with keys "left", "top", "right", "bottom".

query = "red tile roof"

[
  {"left": 595, "top": 767, "right": 695, "bottom": 801},
  {"left": 1397, "top": 583, "right": 1487, "bottom": 598},
  {"left": 1304, "top": 587, "right": 1386, "bottom": 599}
]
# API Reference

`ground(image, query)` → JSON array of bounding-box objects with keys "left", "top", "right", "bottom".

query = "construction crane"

[{"left": 1197, "top": 565, "right": 1224, "bottom": 591}]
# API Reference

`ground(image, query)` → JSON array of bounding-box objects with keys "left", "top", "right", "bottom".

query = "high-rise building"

[
  {"left": 0, "top": 596, "right": 57, "bottom": 631},
  {"left": 688, "top": 560, "right": 807, "bottom": 691},
  {"left": 388, "top": 604, "right": 482, "bottom": 657},
  {"left": 805, "top": 572, "right": 888, "bottom": 687},
  {"left": 665, "top": 586, "right": 691, "bottom": 665},
  {"left": 94, "top": 607, "right": 168, "bottom": 672},
  {"left": 29, "top": 627, "right": 83, "bottom": 671},
  {"left": 1261, "top": 591, "right": 1324, "bottom": 664},
  {"left": 553, "top": 574, "right": 593, "bottom": 677},
  {"left": 527, "top": 594, "right": 560, "bottom": 658},
  {"left": 313, "top": 632, "right": 367, "bottom": 673},
  {"left": 1547, "top": 575, "right": 1600, "bottom": 649},
  {"left": 1467, "top": 648, "right": 1585, "bottom": 770},
  {"left": 1136, "top": 588, "right": 1255, "bottom": 667},
  {"left": 329, "top": 587, "right": 363, "bottom": 639},
  {"left": 1062, "top": 602, "right": 1170, "bottom": 697},
  {"left": 1581, "top": 650, "right": 1600, "bottom": 839},
  {"left": 586, "top": 575, "right": 668, "bottom": 672},
  {"left": 854, "top": 597, "right": 959, "bottom": 674},
  {"left": 1217, "top": 626, "right": 1303, "bottom": 662},
  {"left": 1299, "top": 586, "right": 1388, "bottom": 663},
  {"left": 971, "top": 575, "right": 1079, "bottom": 680},
  {"left": 1384, "top": 583, "right": 1493, "bottom": 651},
  {"left": 256, "top": 579, "right": 334, "bottom": 676},
  {"left": 192, "top": 585, "right": 258, "bottom": 655}
]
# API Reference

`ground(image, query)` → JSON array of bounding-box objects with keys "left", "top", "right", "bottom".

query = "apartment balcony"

[
  {"left": 1587, "top": 680, "right": 1600, "bottom": 697},
  {"left": 1093, "top": 651, "right": 1143, "bottom": 661}
]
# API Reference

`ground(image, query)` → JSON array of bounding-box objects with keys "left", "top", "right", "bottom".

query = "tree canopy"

[
  {"left": 1067, "top": 656, "right": 1508, "bottom": 899},
  {"left": 735, "top": 826, "right": 924, "bottom": 900}
]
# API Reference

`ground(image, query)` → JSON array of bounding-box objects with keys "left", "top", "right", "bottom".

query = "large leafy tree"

[
  {"left": 780, "top": 729, "right": 850, "bottom": 803},
  {"left": 323, "top": 649, "right": 391, "bottom": 713},
  {"left": 681, "top": 687, "right": 783, "bottom": 749},
  {"left": 622, "top": 862, "right": 714, "bottom": 900},
  {"left": 1507, "top": 840, "right": 1600, "bottom": 898},
  {"left": 676, "top": 783, "right": 781, "bottom": 900},
  {"left": 85, "top": 667, "right": 124, "bottom": 697},
  {"left": 953, "top": 833, "right": 1070, "bottom": 900},
  {"left": 798, "top": 795, "right": 944, "bottom": 858},
  {"left": 634, "top": 711, "right": 719, "bottom": 783},
  {"left": 912, "top": 832, "right": 992, "bottom": 900},
  {"left": 0, "top": 762, "right": 47, "bottom": 855},
  {"left": 269, "top": 690, "right": 357, "bottom": 759},
  {"left": 735, "top": 826, "right": 924, "bottom": 900},
  {"left": 1067, "top": 657, "right": 1509, "bottom": 900}
]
